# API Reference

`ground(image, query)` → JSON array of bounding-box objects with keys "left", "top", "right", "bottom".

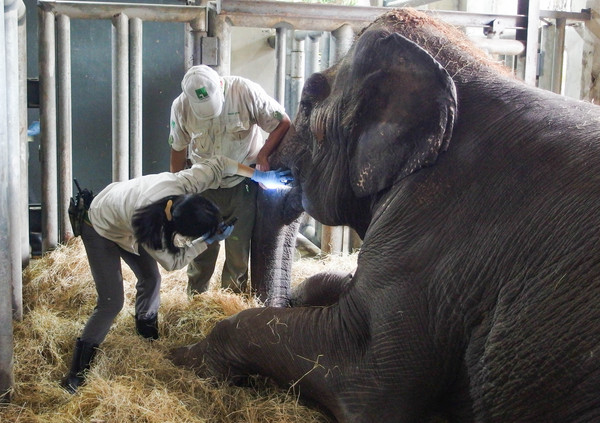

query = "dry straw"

[{"left": 1, "top": 237, "right": 358, "bottom": 422}]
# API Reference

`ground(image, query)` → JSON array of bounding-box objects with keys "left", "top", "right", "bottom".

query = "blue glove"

[
  {"left": 251, "top": 168, "right": 294, "bottom": 189},
  {"left": 204, "top": 223, "right": 234, "bottom": 245}
]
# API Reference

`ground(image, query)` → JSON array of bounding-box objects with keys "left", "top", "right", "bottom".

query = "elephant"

[{"left": 170, "top": 8, "right": 600, "bottom": 422}]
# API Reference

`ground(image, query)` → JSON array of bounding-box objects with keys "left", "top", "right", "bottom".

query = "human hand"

[
  {"left": 251, "top": 168, "right": 294, "bottom": 189},
  {"left": 204, "top": 222, "right": 234, "bottom": 244},
  {"left": 255, "top": 155, "right": 270, "bottom": 172}
]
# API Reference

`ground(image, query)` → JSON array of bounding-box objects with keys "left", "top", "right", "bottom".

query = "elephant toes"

[{"left": 168, "top": 344, "right": 204, "bottom": 370}]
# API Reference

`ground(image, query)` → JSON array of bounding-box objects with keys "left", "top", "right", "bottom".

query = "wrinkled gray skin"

[
  {"left": 171, "top": 9, "right": 600, "bottom": 422},
  {"left": 250, "top": 187, "right": 302, "bottom": 307}
]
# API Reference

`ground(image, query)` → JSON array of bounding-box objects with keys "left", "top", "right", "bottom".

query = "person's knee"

[{"left": 96, "top": 293, "right": 125, "bottom": 318}]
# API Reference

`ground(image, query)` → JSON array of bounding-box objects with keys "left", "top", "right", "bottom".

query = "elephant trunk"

[{"left": 251, "top": 187, "right": 302, "bottom": 307}]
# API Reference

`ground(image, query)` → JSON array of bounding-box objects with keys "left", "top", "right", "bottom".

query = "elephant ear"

[{"left": 347, "top": 30, "right": 457, "bottom": 197}]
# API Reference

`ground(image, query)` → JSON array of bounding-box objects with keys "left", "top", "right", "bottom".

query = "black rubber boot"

[
  {"left": 135, "top": 314, "right": 159, "bottom": 340},
  {"left": 60, "top": 338, "right": 98, "bottom": 394}
]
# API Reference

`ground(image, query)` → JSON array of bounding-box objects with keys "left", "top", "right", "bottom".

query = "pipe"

[
  {"left": 551, "top": 17, "right": 566, "bottom": 95},
  {"left": 6, "top": 0, "right": 22, "bottom": 320},
  {"left": 1, "top": 0, "right": 25, "bottom": 403},
  {"left": 517, "top": 0, "right": 540, "bottom": 86},
  {"left": 289, "top": 33, "right": 304, "bottom": 118},
  {"left": 331, "top": 23, "right": 353, "bottom": 64},
  {"left": 39, "top": 7, "right": 59, "bottom": 253},
  {"left": 208, "top": 6, "right": 231, "bottom": 75},
  {"left": 111, "top": 13, "right": 128, "bottom": 181},
  {"left": 38, "top": 0, "right": 206, "bottom": 25},
  {"left": 305, "top": 31, "right": 321, "bottom": 77},
  {"left": 18, "top": 0, "right": 28, "bottom": 269},
  {"left": 274, "top": 26, "right": 286, "bottom": 106},
  {"left": 57, "top": 14, "right": 72, "bottom": 240},
  {"left": 215, "top": 0, "right": 536, "bottom": 33},
  {"left": 471, "top": 37, "right": 525, "bottom": 55},
  {"left": 129, "top": 17, "right": 142, "bottom": 178}
]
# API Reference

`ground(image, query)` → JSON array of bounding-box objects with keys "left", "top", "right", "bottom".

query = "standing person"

[
  {"left": 61, "top": 155, "right": 291, "bottom": 393},
  {"left": 169, "top": 64, "right": 291, "bottom": 296}
]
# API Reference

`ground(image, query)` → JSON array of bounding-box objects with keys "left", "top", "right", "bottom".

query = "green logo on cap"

[{"left": 195, "top": 87, "right": 209, "bottom": 100}]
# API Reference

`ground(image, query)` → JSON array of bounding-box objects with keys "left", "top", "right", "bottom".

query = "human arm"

[
  {"left": 170, "top": 148, "right": 188, "bottom": 173},
  {"left": 255, "top": 114, "right": 291, "bottom": 171},
  {"left": 146, "top": 237, "right": 209, "bottom": 271},
  {"left": 237, "top": 161, "right": 293, "bottom": 188},
  {"left": 168, "top": 97, "right": 191, "bottom": 173},
  {"left": 144, "top": 223, "right": 235, "bottom": 271}
]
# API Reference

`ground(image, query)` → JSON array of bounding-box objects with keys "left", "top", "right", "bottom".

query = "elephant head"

[
  {"left": 173, "top": 9, "right": 600, "bottom": 422},
  {"left": 275, "top": 27, "right": 456, "bottom": 236}
]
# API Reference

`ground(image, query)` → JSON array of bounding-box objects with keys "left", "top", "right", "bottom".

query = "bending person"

[{"left": 61, "top": 155, "right": 291, "bottom": 393}]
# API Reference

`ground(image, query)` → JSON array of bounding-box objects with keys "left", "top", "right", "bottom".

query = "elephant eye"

[{"left": 299, "top": 100, "right": 312, "bottom": 115}]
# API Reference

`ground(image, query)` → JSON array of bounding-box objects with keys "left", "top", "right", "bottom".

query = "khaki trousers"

[{"left": 187, "top": 179, "right": 257, "bottom": 295}]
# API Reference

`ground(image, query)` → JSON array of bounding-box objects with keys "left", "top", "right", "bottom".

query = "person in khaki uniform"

[{"left": 169, "top": 65, "right": 291, "bottom": 296}]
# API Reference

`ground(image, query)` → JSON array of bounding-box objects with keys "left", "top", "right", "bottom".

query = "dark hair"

[{"left": 132, "top": 194, "right": 221, "bottom": 253}]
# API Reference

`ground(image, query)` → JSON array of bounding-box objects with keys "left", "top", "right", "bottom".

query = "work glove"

[
  {"left": 173, "top": 218, "right": 236, "bottom": 248},
  {"left": 251, "top": 168, "right": 294, "bottom": 189},
  {"left": 204, "top": 221, "right": 234, "bottom": 245}
]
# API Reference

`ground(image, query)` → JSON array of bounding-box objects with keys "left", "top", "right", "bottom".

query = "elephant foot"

[
  {"left": 168, "top": 343, "right": 206, "bottom": 371},
  {"left": 290, "top": 271, "right": 353, "bottom": 307}
]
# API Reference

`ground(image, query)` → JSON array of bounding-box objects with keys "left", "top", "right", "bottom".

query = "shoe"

[
  {"left": 60, "top": 338, "right": 98, "bottom": 394},
  {"left": 135, "top": 314, "right": 159, "bottom": 340}
]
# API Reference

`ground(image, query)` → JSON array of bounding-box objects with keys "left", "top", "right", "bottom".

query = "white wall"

[{"left": 231, "top": 27, "right": 278, "bottom": 98}]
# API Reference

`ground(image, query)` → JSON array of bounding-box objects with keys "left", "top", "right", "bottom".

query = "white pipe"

[
  {"left": 39, "top": 0, "right": 206, "bottom": 24},
  {"left": 57, "top": 14, "right": 72, "bottom": 240},
  {"left": 274, "top": 27, "right": 286, "bottom": 106},
  {"left": 111, "top": 13, "right": 128, "bottom": 181},
  {"left": 18, "top": 0, "right": 28, "bottom": 269},
  {"left": 129, "top": 17, "right": 142, "bottom": 178},
  {"left": 1, "top": 0, "right": 23, "bottom": 402},
  {"left": 39, "top": 7, "right": 58, "bottom": 253}
]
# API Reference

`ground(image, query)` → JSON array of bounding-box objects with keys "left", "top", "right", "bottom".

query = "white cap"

[{"left": 182, "top": 65, "right": 224, "bottom": 120}]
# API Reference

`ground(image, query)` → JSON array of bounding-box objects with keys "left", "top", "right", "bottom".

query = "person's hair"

[{"left": 132, "top": 194, "right": 221, "bottom": 253}]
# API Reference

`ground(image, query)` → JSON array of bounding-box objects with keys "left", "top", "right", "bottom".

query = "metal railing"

[
  {"left": 1, "top": 0, "right": 26, "bottom": 402},
  {"left": 38, "top": 0, "right": 206, "bottom": 249}
]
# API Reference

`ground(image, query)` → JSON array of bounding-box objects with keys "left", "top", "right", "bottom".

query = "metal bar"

[
  {"left": 290, "top": 33, "right": 304, "bottom": 118},
  {"left": 39, "top": 7, "right": 58, "bottom": 252},
  {"left": 5, "top": 0, "right": 22, "bottom": 323},
  {"left": 551, "top": 17, "right": 566, "bottom": 95},
  {"left": 129, "top": 17, "right": 142, "bottom": 178},
  {"left": 57, "top": 14, "right": 72, "bottom": 240},
  {"left": 539, "top": 9, "right": 591, "bottom": 21},
  {"left": 38, "top": 0, "right": 206, "bottom": 25},
  {"left": 18, "top": 0, "right": 28, "bottom": 270},
  {"left": 208, "top": 7, "right": 231, "bottom": 75},
  {"left": 216, "top": 0, "right": 535, "bottom": 32},
  {"left": 1, "top": 0, "right": 22, "bottom": 400},
  {"left": 386, "top": 0, "right": 441, "bottom": 7},
  {"left": 518, "top": 0, "right": 540, "bottom": 86},
  {"left": 111, "top": 13, "right": 128, "bottom": 181},
  {"left": 274, "top": 26, "right": 286, "bottom": 106},
  {"left": 330, "top": 23, "right": 353, "bottom": 64},
  {"left": 306, "top": 32, "right": 321, "bottom": 76},
  {"left": 471, "top": 38, "right": 525, "bottom": 56}
]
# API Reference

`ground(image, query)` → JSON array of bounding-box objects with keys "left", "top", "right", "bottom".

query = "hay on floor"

[{"left": 1, "top": 237, "right": 358, "bottom": 422}]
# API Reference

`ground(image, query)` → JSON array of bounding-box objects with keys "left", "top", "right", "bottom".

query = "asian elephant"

[{"left": 171, "top": 9, "right": 600, "bottom": 422}]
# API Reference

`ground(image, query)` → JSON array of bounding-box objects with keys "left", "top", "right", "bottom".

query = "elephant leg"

[
  {"left": 251, "top": 187, "right": 302, "bottom": 307},
  {"left": 290, "top": 271, "right": 353, "bottom": 307},
  {"left": 168, "top": 302, "right": 442, "bottom": 423}
]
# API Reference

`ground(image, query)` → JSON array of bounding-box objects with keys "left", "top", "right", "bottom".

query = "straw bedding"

[{"left": 1, "top": 237, "right": 358, "bottom": 422}]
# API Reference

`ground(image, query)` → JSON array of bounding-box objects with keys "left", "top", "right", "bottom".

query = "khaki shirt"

[{"left": 169, "top": 76, "right": 285, "bottom": 188}]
